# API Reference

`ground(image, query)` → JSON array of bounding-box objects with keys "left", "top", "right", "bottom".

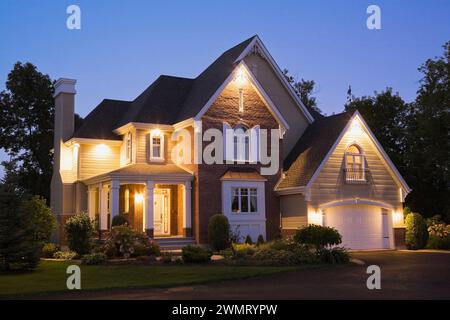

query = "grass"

[{"left": 0, "top": 260, "right": 299, "bottom": 298}]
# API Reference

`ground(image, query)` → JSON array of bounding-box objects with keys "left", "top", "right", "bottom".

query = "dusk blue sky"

[{"left": 0, "top": 0, "right": 449, "bottom": 177}]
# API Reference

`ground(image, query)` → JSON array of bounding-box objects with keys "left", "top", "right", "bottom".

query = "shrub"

[
  {"left": 405, "top": 212, "right": 428, "bottom": 250},
  {"left": 64, "top": 213, "right": 95, "bottom": 255},
  {"left": 81, "top": 252, "right": 107, "bottom": 265},
  {"left": 427, "top": 235, "right": 450, "bottom": 250},
  {"left": 207, "top": 214, "right": 230, "bottom": 251},
  {"left": 104, "top": 225, "right": 160, "bottom": 258},
  {"left": 182, "top": 245, "right": 212, "bottom": 263},
  {"left": 53, "top": 251, "right": 77, "bottom": 260},
  {"left": 22, "top": 196, "right": 56, "bottom": 244},
  {"left": 232, "top": 243, "right": 256, "bottom": 259},
  {"left": 252, "top": 245, "right": 317, "bottom": 266},
  {"left": 244, "top": 235, "right": 253, "bottom": 245},
  {"left": 111, "top": 214, "right": 129, "bottom": 227},
  {"left": 294, "top": 225, "right": 342, "bottom": 250},
  {"left": 316, "top": 247, "right": 350, "bottom": 264},
  {"left": 41, "top": 243, "right": 60, "bottom": 258},
  {"left": 0, "top": 185, "right": 41, "bottom": 272},
  {"left": 161, "top": 253, "right": 173, "bottom": 264},
  {"left": 256, "top": 235, "right": 265, "bottom": 246}
]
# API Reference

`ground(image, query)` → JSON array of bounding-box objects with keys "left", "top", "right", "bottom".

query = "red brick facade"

[{"left": 192, "top": 80, "right": 282, "bottom": 243}]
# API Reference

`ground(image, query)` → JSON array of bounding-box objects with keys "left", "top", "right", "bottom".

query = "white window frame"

[
  {"left": 125, "top": 132, "right": 132, "bottom": 163},
  {"left": 150, "top": 131, "right": 164, "bottom": 162},
  {"left": 344, "top": 144, "right": 366, "bottom": 182},
  {"left": 223, "top": 123, "right": 260, "bottom": 163},
  {"left": 231, "top": 187, "right": 258, "bottom": 214}
]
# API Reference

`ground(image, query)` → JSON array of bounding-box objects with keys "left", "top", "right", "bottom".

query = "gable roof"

[
  {"left": 278, "top": 112, "right": 352, "bottom": 189},
  {"left": 72, "top": 35, "right": 319, "bottom": 141},
  {"left": 72, "top": 99, "right": 131, "bottom": 140},
  {"left": 176, "top": 36, "right": 256, "bottom": 121}
]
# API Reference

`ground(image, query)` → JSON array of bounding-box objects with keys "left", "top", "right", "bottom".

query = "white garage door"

[{"left": 324, "top": 205, "right": 390, "bottom": 250}]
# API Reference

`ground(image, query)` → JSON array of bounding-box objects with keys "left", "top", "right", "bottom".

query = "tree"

[
  {"left": 22, "top": 195, "right": 56, "bottom": 244},
  {"left": 0, "top": 62, "right": 83, "bottom": 202},
  {"left": 0, "top": 181, "right": 40, "bottom": 272},
  {"left": 345, "top": 88, "right": 409, "bottom": 174},
  {"left": 283, "top": 69, "right": 322, "bottom": 115},
  {"left": 0, "top": 62, "right": 54, "bottom": 202},
  {"left": 404, "top": 42, "right": 450, "bottom": 221}
]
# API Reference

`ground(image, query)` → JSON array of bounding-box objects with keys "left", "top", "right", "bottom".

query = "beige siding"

[
  {"left": 310, "top": 127, "right": 402, "bottom": 208},
  {"left": 78, "top": 144, "right": 121, "bottom": 180},
  {"left": 244, "top": 54, "right": 310, "bottom": 158},
  {"left": 136, "top": 129, "right": 174, "bottom": 164},
  {"left": 280, "top": 194, "right": 308, "bottom": 229}
]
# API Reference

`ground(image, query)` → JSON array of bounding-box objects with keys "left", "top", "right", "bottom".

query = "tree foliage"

[
  {"left": 345, "top": 41, "right": 450, "bottom": 221},
  {"left": 0, "top": 62, "right": 55, "bottom": 202},
  {"left": 283, "top": 69, "right": 322, "bottom": 115}
]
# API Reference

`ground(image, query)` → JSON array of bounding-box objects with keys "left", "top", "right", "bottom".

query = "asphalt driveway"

[{"left": 43, "top": 250, "right": 450, "bottom": 300}]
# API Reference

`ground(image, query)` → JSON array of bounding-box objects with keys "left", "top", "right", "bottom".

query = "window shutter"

[
  {"left": 223, "top": 122, "right": 234, "bottom": 161},
  {"left": 250, "top": 125, "right": 260, "bottom": 163}
]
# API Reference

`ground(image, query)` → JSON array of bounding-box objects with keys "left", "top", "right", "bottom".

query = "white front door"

[{"left": 154, "top": 189, "right": 170, "bottom": 236}]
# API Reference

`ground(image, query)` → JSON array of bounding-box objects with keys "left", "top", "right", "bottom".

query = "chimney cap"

[{"left": 54, "top": 78, "right": 77, "bottom": 97}]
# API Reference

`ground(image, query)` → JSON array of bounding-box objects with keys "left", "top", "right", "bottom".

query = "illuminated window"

[
  {"left": 125, "top": 132, "right": 132, "bottom": 163},
  {"left": 345, "top": 144, "right": 365, "bottom": 182},
  {"left": 233, "top": 125, "right": 250, "bottom": 162},
  {"left": 150, "top": 130, "right": 164, "bottom": 161},
  {"left": 231, "top": 187, "right": 258, "bottom": 213},
  {"left": 124, "top": 188, "right": 130, "bottom": 213}
]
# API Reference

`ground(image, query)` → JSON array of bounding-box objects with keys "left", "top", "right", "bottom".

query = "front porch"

[{"left": 84, "top": 164, "right": 193, "bottom": 240}]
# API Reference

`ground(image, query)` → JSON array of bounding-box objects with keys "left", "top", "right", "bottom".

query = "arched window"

[
  {"left": 233, "top": 124, "right": 250, "bottom": 162},
  {"left": 345, "top": 144, "right": 365, "bottom": 182}
]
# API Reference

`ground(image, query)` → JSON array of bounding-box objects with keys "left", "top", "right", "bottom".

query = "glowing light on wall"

[
  {"left": 349, "top": 118, "right": 363, "bottom": 136},
  {"left": 134, "top": 193, "right": 144, "bottom": 204},
  {"left": 234, "top": 66, "right": 247, "bottom": 88},
  {"left": 308, "top": 209, "right": 323, "bottom": 226},
  {"left": 94, "top": 143, "right": 110, "bottom": 156},
  {"left": 393, "top": 210, "right": 404, "bottom": 227},
  {"left": 151, "top": 128, "right": 162, "bottom": 137}
]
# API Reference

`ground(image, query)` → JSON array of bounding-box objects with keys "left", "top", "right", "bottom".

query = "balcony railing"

[{"left": 344, "top": 168, "right": 367, "bottom": 184}]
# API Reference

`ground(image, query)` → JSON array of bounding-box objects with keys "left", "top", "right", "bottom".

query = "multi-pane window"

[
  {"left": 233, "top": 125, "right": 250, "bottom": 162},
  {"left": 125, "top": 132, "right": 132, "bottom": 162},
  {"left": 150, "top": 130, "right": 164, "bottom": 161},
  {"left": 345, "top": 144, "right": 365, "bottom": 181},
  {"left": 231, "top": 187, "right": 258, "bottom": 213}
]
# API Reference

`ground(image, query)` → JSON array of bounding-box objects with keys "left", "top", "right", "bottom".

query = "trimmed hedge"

[
  {"left": 207, "top": 214, "right": 230, "bottom": 251},
  {"left": 405, "top": 212, "right": 428, "bottom": 250}
]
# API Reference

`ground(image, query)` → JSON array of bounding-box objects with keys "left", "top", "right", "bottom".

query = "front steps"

[{"left": 155, "top": 237, "right": 197, "bottom": 251}]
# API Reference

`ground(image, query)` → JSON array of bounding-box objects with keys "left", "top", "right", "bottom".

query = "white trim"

[
  {"left": 54, "top": 78, "right": 76, "bottom": 97},
  {"left": 149, "top": 130, "right": 165, "bottom": 162},
  {"left": 234, "top": 36, "right": 315, "bottom": 123},
  {"left": 305, "top": 111, "right": 412, "bottom": 197},
  {"left": 114, "top": 122, "right": 173, "bottom": 135},
  {"left": 274, "top": 186, "right": 305, "bottom": 196},
  {"left": 65, "top": 137, "right": 122, "bottom": 146},
  {"left": 319, "top": 198, "right": 395, "bottom": 210},
  {"left": 355, "top": 111, "right": 412, "bottom": 193},
  {"left": 194, "top": 61, "right": 289, "bottom": 134},
  {"left": 173, "top": 117, "right": 195, "bottom": 131}
]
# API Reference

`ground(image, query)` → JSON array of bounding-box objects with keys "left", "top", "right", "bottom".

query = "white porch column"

[
  {"left": 183, "top": 180, "right": 192, "bottom": 237},
  {"left": 87, "top": 186, "right": 96, "bottom": 220},
  {"left": 110, "top": 179, "right": 120, "bottom": 227},
  {"left": 145, "top": 180, "right": 154, "bottom": 237},
  {"left": 99, "top": 183, "right": 108, "bottom": 232}
]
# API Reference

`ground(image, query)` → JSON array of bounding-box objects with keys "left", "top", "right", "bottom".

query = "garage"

[{"left": 323, "top": 204, "right": 391, "bottom": 250}]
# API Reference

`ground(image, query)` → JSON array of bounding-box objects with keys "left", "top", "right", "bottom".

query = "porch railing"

[{"left": 344, "top": 168, "right": 368, "bottom": 184}]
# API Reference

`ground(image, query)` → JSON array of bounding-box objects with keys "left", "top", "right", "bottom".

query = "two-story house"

[{"left": 51, "top": 35, "right": 411, "bottom": 249}]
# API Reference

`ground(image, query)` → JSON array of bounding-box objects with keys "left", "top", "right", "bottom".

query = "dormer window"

[
  {"left": 150, "top": 130, "right": 164, "bottom": 162},
  {"left": 345, "top": 144, "right": 366, "bottom": 182},
  {"left": 125, "top": 132, "right": 132, "bottom": 163}
]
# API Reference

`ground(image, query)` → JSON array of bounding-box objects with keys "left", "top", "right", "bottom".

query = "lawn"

[{"left": 0, "top": 260, "right": 298, "bottom": 298}]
